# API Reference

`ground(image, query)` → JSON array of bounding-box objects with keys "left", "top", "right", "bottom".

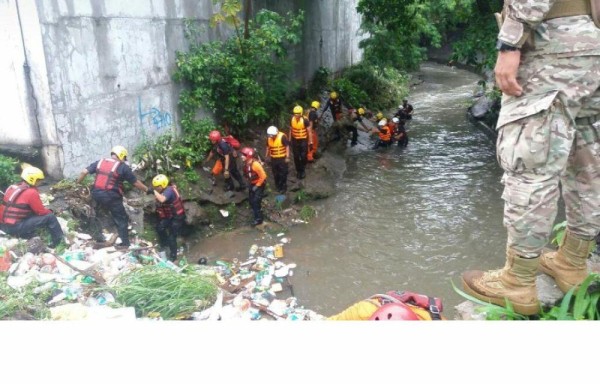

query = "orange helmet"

[
  {"left": 209, "top": 130, "right": 221, "bottom": 143},
  {"left": 370, "top": 303, "right": 419, "bottom": 321},
  {"left": 240, "top": 147, "right": 254, "bottom": 158}
]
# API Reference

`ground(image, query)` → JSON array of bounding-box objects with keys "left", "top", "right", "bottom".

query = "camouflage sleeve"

[{"left": 498, "top": 0, "right": 558, "bottom": 47}]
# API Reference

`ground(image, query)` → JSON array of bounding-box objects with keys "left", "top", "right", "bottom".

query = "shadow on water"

[{"left": 191, "top": 62, "right": 508, "bottom": 318}]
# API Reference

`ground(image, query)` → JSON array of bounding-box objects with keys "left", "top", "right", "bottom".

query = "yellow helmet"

[
  {"left": 330, "top": 91, "right": 338, "bottom": 99},
  {"left": 311, "top": 101, "right": 320, "bottom": 109},
  {"left": 152, "top": 174, "right": 169, "bottom": 189},
  {"left": 358, "top": 107, "right": 365, "bottom": 116},
  {"left": 376, "top": 112, "right": 383, "bottom": 120},
  {"left": 111, "top": 145, "right": 128, "bottom": 161},
  {"left": 21, "top": 166, "right": 44, "bottom": 186},
  {"left": 293, "top": 105, "right": 303, "bottom": 115}
]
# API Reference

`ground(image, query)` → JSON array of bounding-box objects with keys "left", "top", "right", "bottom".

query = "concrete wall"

[
  {"left": 1, "top": 0, "right": 364, "bottom": 178},
  {"left": 254, "top": 0, "right": 365, "bottom": 84},
  {"left": 0, "top": 0, "right": 60, "bottom": 171}
]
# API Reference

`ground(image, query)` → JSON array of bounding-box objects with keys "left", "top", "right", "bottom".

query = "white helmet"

[
  {"left": 378, "top": 119, "right": 387, "bottom": 126},
  {"left": 267, "top": 126, "right": 278, "bottom": 136},
  {"left": 392, "top": 117, "right": 399, "bottom": 123}
]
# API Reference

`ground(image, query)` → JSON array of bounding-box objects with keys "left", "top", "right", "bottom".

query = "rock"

[
  {"left": 183, "top": 201, "right": 209, "bottom": 226},
  {"left": 26, "top": 237, "right": 46, "bottom": 254},
  {"left": 469, "top": 95, "right": 493, "bottom": 119},
  {"left": 76, "top": 233, "right": 92, "bottom": 241},
  {"left": 454, "top": 301, "right": 487, "bottom": 320},
  {"left": 301, "top": 164, "right": 335, "bottom": 199}
]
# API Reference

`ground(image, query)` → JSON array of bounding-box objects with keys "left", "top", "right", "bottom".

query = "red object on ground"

[{"left": 0, "top": 249, "right": 11, "bottom": 272}]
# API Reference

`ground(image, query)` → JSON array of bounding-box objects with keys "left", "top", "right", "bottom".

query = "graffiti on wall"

[{"left": 138, "top": 97, "right": 172, "bottom": 131}]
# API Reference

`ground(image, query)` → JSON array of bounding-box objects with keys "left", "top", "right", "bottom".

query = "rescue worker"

[
  {"left": 288, "top": 105, "right": 312, "bottom": 179},
  {"left": 0, "top": 166, "right": 64, "bottom": 247},
  {"left": 307, "top": 101, "right": 320, "bottom": 162},
  {"left": 373, "top": 111, "right": 385, "bottom": 125},
  {"left": 395, "top": 99, "right": 414, "bottom": 122},
  {"left": 372, "top": 118, "right": 392, "bottom": 149},
  {"left": 240, "top": 147, "right": 267, "bottom": 226},
  {"left": 393, "top": 117, "right": 409, "bottom": 147},
  {"left": 264, "top": 125, "right": 290, "bottom": 194},
  {"left": 348, "top": 107, "right": 370, "bottom": 147},
  {"left": 328, "top": 290, "right": 445, "bottom": 320},
  {"left": 77, "top": 145, "right": 151, "bottom": 248},
  {"left": 151, "top": 174, "right": 186, "bottom": 262},
  {"left": 319, "top": 91, "right": 350, "bottom": 122},
  {"left": 388, "top": 117, "right": 398, "bottom": 145},
  {"left": 204, "top": 130, "right": 245, "bottom": 192}
]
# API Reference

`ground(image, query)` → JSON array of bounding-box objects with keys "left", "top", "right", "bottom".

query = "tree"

[
  {"left": 174, "top": 5, "right": 304, "bottom": 134},
  {"left": 356, "top": 0, "right": 501, "bottom": 71}
]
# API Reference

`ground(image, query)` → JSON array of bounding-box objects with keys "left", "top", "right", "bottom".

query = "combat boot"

[
  {"left": 539, "top": 230, "right": 592, "bottom": 293},
  {"left": 462, "top": 248, "right": 540, "bottom": 316}
]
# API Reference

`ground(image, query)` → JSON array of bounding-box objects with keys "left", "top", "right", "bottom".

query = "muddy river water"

[{"left": 191, "top": 62, "right": 510, "bottom": 318}]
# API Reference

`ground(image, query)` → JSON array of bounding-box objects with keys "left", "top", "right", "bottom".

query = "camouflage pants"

[{"left": 497, "top": 55, "right": 600, "bottom": 258}]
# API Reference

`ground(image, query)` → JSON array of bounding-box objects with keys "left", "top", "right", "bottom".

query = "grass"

[
  {"left": 540, "top": 274, "right": 600, "bottom": 320},
  {"left": 294, "top": 189, "right": 308, "bottom": 203},
  {"left": 111, "top": 265, "right": 219, "bottom": 319},
  {"left": 299, "top": 205, "right": 316, "bottom": 222},
  {"left": 0, "top": 274, "right": 52, "bottom": 320},
  {"left": 140, "top": 225, "right": 158, "bottom": 243}
]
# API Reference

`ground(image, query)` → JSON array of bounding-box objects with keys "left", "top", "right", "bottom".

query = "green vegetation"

[
  {"left": 140, "top": 225, "right": 158, "bottom": 243},
  {"left": 0, "top": 275, "right": 52, "bottom": 320},
  {"left": 356, "top": 0, "right": 502, "bottom": 72},
  {"left": 132, "top": 117, "right": 218, "bottom": 186},
  {"left": 0, "top": 154, "right": 20, "bottom": 192},
  {"left": 51, "top": 178, "right": 79, "bottom": 191},
  {"left": 204, "top": 204, "right": 221, "bottom": 223},
  {"left": 294, "top": 189, "right": 308, "bottom": 204},
  {"left": 551, "top": 220, "right": 568, "bottom": 247},
  {"left": 174, "top": 4, "right": 304, "bottom": 134},
  {"left": 299, "top": 205, "right": 316, "bottom": 222},
  {"left": 112, "top": 265, "right": 219, "bottom": 319},
  {"left": 326, "top": 63, "right": 410, "bottom": 114}
]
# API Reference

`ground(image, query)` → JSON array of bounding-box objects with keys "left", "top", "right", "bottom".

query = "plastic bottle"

[
  {"left": 97, "top": 292, "right": 115, "bottom": 305},
  {"left": 249, "top": 244, "right": 259, "bottom": 256},
  {"left": 264, "top": 246, "right": 275, "bottom": 259},
  {"left": 33, "top": 281, "right": 57, "bottom": 294}
]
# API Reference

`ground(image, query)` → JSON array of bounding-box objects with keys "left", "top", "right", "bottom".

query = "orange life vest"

[
  {"left": 378, "top": 125, "right": 391, "bottom": 142},
  {"left": 290, "top": 116, "right": 308, "bottom": 139},
  {"left": 0, "top": 183, "right": 33, "bottom": 225},
  {"left": 267, "top": 132, "right": 287, "bottom": 158},
  {"left": 93, "top": 158, "right": 123, "bottom": 194},
  {"left": 244, "top": 160, "right": 260, "bottom": 184},
  {"left": 156, "top": 186, "right": 185, "bottom": 219}
]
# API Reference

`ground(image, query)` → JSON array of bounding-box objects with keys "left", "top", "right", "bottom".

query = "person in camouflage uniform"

[{"left": 462, "top": 0, "right": 600, "bottom": 315}]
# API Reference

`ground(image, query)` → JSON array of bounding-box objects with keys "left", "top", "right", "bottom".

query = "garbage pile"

[
  {"left": 0, "top": 223, "right": 326, "bottom": 321},
  {"left": 196, "top": 237, "right": 325, "bottom": 321}
]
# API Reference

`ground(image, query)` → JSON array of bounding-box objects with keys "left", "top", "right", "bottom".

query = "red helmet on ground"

[
  {"left": 209, "top": 130, "right": 221, "bottom": 143},
  {"left": 369, "top": 302, "right": 419, "bottom": 320},
  {"left": 240, "top": 147, "right": 254, "bottom": 158}
]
